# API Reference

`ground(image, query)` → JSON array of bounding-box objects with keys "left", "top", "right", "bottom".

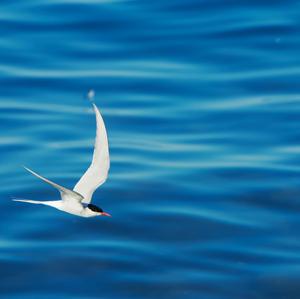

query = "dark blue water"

[{"left": 1, "top": 1, "right": 300, "bottom": 298}]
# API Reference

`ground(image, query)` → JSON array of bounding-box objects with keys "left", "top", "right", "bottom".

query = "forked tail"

[
  {"left": 11, "top": 197, "right": 62, "bottom": 210},
  {"left": 12, "top": 197, "right": 45, "bottom": 204}
]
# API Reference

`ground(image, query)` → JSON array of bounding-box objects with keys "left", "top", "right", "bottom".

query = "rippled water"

[{"left": 1, "top": 1, "right": 300, "bottom": 298}]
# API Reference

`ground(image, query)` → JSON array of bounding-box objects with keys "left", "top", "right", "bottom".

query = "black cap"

[{"left": 87, "top": 204, "right": 103, "bottom": 213}]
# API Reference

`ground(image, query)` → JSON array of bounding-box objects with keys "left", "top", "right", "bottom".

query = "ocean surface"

[{"left": 1, "top": 1, "right": 300, "bottom": 298}]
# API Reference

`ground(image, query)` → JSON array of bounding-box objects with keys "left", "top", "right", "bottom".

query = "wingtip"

[
  {"left": 22, "top": 165, "right": 31, "bottom": 172},
  {"left": 85, "top": 89, "right": 101, "bottom": 113},
  {"left": 22, "top": 165, "right": 28, "bottom": 172},
  {"left": 92, "top": 103, "right": 101, "bottom": 115}
]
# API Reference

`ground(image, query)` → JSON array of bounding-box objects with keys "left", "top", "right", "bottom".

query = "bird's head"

[{"left": 87, "top": 204, "right": 111, "bottom": 217}]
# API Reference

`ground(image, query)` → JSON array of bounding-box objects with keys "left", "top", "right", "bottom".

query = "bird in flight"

[{"left": 13, "top": 97, "right": 111, "bottom": 218}]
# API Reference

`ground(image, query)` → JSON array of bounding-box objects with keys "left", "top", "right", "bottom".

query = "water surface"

[{"left": 1, "top": 1, "right": 300, "bottom": 298}]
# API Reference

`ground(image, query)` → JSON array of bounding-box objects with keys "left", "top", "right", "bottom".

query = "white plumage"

[
  {"left": 73, "top": 104, "right": 110, "bottom": 203},
  {"left": 13, "top": 101, "right": 111, "bottom": 218}
]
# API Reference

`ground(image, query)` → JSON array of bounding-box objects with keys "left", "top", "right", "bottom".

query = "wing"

[
  {"left": 73, "top": 103, "right": 110, "bottom": 203},
  {"left": 23, "top": 166, "right": 84, "bottom": 202}
]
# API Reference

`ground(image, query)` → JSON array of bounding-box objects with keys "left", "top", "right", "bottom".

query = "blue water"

[{"left": 1, "top": 1, "right": 300, "bottom": 298}]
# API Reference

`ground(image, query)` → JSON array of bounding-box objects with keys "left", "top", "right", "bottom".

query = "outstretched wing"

[
  {"left": 73, "top": 103, "right": 110, "bottom": 203},
  {"left": 23, "top": 166, "right": 84, "bottom": 202}
]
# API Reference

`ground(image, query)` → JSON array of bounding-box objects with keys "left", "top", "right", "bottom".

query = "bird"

[{"left": 13, "top": 97, "right": 111, "bottom": 218}]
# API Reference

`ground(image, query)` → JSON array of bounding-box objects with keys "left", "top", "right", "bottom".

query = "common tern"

[{"left": 13, "top": 99, "right": 111, "bottom": 218}]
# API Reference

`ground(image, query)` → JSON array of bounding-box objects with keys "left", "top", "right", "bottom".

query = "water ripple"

[{"left": 1, "top": 0, "right": 300, "bottom": 298}]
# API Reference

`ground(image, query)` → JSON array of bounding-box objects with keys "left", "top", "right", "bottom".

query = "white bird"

[{"left": 13, "top": 101, "right": 111, "bottom": 218}]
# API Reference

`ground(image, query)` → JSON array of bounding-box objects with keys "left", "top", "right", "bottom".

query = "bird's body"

[
  {"left": 14, "top": 199, "right": 98, "bottom": 218},
  {"left": 13, "top": 99, "right": 111, "bottom": 218}
]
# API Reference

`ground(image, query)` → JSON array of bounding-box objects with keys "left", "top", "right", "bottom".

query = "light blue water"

[{"left": 1, "top": 1, "right": 300, "bottom": 298}]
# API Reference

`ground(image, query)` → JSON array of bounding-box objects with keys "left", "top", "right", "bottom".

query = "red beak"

[{"left": 101, "top": 212, "right": 111, "bottom": 217}]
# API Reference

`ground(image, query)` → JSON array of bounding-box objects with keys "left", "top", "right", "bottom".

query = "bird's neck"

[{"left": 81, "top": 208, "right": 98, "bottom": 217}]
